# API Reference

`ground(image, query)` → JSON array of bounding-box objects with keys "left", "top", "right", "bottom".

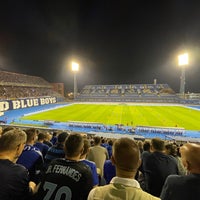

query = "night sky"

[{"left": 0, "top": 0, "right": 200, "bottom": 93}]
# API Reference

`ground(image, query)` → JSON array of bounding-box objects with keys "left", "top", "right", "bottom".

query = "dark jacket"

[
  {"left": 160, "top": 173, "right": 200, "bottom": 200},
  {"left": 144, "top": 151, "right": 178, "bottom": 197}
]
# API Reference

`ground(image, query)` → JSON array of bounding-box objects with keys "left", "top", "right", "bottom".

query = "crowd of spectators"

[
  {"left": 0, "top": 85, "right": 59, "bottom": 99},
  {"left": 77, "top": 84, "right": 180, "bottom": 103},
  {"left": 0, "top": 126, "right": 199, "bottom": 200},
  {"left": 0, "top": 70, "right": 62, "bottom": 99},
  {"left": 79, "top": 84, "right": 176, "bottom": 97},
  {"left": 0, "top": 70, "right": 50, "bottom": 86}
]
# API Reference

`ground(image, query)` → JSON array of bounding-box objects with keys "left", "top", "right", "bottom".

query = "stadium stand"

[
  {"left": 0, "top": 70, "right": 64, "bottom": 100},
  {"left": 0, "top": 70, "right": 199, "bottom": 144},
  {"left": 2, "top": 69, "right": 199, "bottom": 105},
  {"left": 76, "top": 84, "right": 180, "bottom": 103}
]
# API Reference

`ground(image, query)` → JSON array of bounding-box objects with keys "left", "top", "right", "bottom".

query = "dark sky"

[{"left": 0, "top": 0, "right": 200, "bottom": 93}]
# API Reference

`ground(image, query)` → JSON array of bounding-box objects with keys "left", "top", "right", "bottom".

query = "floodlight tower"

[
  {"left": 178, "top": 53, "right": 188, "bottom": 95},
  {"left": 72, "top": 61, "right": 79, "bottom": 99}
]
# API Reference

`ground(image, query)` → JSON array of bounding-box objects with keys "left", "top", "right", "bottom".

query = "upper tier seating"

[
  {"left": 76, "top": 84, "right": 180, "bottom": 103},
  {"left": 0, "top": 70, "right": 63, "bottom": 100}
]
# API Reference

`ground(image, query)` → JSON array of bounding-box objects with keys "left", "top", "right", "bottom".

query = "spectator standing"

[
  {"left": 34, "top": 132, "right": 49, "bottom": 157},
  {"left": 144, "top": 138, "right": 179, "bottom": 197},
  {"left": 138, "top": 140, "right": 151, "bottom": 190},
  {"left": 160, "top": 143, "right": 200, "bottom": 200},
  {"left": 35, "top": 133, "right": 93, "bottom": 200},
  {"left": 139, "top": 140, "right": 151, "bottom": 173},
  {"left": 80, "top": 138, "right": 99, "bottom": 187},
  {"left": 101, "top": 138, "right": 109, "bottom": 149},
  {"left": 137, "top": 140, "right": 144, "bottom": 154},
  {"left": 0, "top": 128, "right": 36, "bottom": 200},
  {"left": 103, "top": 159, "right": 116, "bottom": 184},
  {"left": 88, "top": 137, "right": 160, "bottom": 200},
  {"left": 44, "top": 131, "right": 68, "bottom": 167},
  {"left": 17, "top": 128, "right": 44, "bottom": 183},
  {"left": 87, "top": 136, "right": 109, "bottom": 176},
  {"left": 165, "top": 143, "right": 186, "bottom": 175},
  {"left": 106, "top": 139, "right": 113, "bottom": 159},
  {"left": 43, "top": 132, "right": 53, "bottom": 147},
  {"left": 50, "top": 131, "right": 58, "bottom": 145}
]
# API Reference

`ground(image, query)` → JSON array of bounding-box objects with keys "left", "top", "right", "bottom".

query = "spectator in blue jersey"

[
  {"left": 160, "top": 143, "right": 200, "bottom": 200},
  {"left": 103, "top": 159, "right": 116, "bottom": 184},
  {"left": 43, "top": 132, "right": 53, "bottom": 147},
  {"left": 80, "top": 138, "right": 99, "bottom": 187},
  {"left": 50, "top": 131, "right": 58, "bottom": 145},
  {"left": 106, "top": 139, "right": 113, "bottom": 159},
  {"left": 34, "top": 133, "right": 93, "bottom": 200},
  {"left": 101, "top": 138, "right": 109, "bottom": 149},
  {"left": 34, "top": 132, "right": 49, "bottom": 157},
  {"left": 44, "top": 131, "right": 68, "bottom": 168},
  {"left": 0, "top": 128, "right": 37, "bottom": 200},
  {"left": 17, "top": 128, "right": 44, "bottom": 184}
]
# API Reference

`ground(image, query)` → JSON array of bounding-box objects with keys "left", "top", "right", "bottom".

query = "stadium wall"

[{"left": 0, "top": 96, "right": 57, "bottom": 116}]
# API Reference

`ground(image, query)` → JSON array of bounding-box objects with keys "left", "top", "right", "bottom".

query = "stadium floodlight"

[
  {"left": 72, "top": 62, "right": 79, "bottom": 99},
  {"left": 178, "top": 53, "right": 188, "bottom": 95}
]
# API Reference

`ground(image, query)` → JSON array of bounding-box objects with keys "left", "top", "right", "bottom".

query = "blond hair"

[{"left": 0, "top": 128, "right": 27, "bottom": 152}]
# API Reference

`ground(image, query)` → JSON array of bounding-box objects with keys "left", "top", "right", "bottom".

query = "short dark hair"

[
  {"left": 93, "top": 136, "right": 101, "bottom": 145},
  {"left": 64, "top": 133, "right": 84, "bottom": 157},
  {"left": 52, "top": 131, "right": 58, "bottom": 137},
  {"left": 143, "top": 141, "right": 151, "bottom": 151},
  {"left": 151, "top": 138, "right": 165, "bottom": 152},
  {"left": 57, "top": 132, "right": 69, "bottom": 143},
  {"left": 108, "top": 139, "right": 113, "bottom": 146},
  {"left": 25, "top": 128, "right": 37, "bottom": 143},
  {"left": 37, "top": 132, "right": 46, "bottom": 140},
  {"left": 165, "top": 143, "right": 177, "bottom": 157}
]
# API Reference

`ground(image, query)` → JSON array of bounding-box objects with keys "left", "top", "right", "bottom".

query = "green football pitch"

[{"left": 21, "top": 104, "right": 200, "bottom": 130}]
